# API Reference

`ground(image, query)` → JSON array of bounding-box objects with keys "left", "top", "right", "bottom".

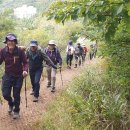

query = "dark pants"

[
  {"left": 29, "top": 68, "right": 43, "bottom": 98},
  {"left": 66, "top": 54, "right": 73, "bottom": 66},
  {"left": 90, "top": 52, "right": 94, "bottom": 60},
  {"left": 2, "top": 73, "right": 23, "bottom": 113},
  {"left": 82, "top": 54, "right": 86, "bottom": 63}
]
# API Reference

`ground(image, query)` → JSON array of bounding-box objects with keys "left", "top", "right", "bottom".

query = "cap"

[{"left": 30, "top": 40, "right": 38, "bottom": 47}]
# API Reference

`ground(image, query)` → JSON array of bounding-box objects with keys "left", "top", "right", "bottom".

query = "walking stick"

[
  {"left": 25, "top": 77, "right": 27, "bottom": 108},
  {"left": 0, "top": 96, "right": 2, "bottom": 106},
  {"left": 59, "top": 67, "right": 63, "bottom": 87}
]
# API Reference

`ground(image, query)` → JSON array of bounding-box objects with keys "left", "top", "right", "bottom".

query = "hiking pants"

[
  {"left": 75, "top": 55, "right": 82, "bottom": 66},
  {"left": 29, "top": 68, "right": 43, "bottom": 98},
  {"left": 2, "top": 73, "right": 23, "bottom": 113},
  {"left": 66, "top": 54, "right": 73, "bottom": 67},
  {"left": 82, "top": 54, "right": 86, "bottom": 63},
  {"left": 90, "top": 52, "right": 94, "bottom": 60},
  {"left": 46, "top": 66, "right": 57, "bottom": 88}
]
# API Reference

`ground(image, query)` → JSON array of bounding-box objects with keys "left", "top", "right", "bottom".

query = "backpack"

[
  {"left": 44, "top": 47, "right": 58, "bottom": 58},
  {"left": 75, "top": 46, "right": 82, "bottom": 55}
]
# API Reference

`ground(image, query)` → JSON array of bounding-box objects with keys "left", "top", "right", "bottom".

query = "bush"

[{"left": 34, "top": 59, "right": 130, "bottom": 130}]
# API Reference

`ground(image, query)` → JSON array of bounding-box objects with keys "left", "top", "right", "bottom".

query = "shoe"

[
  {"left": 47, "top": 84, "right": 51, "bottom": 88},
  {"left": 30, "top": 91, "right": 34, "bottom": 95},
  {"left": 8, "top": 105, "right": 13, "bottom": 115},
  {"left": 51, "top": 87, "right": 55, "bottom": 93},
  {"left": 13, "top": 112, "right": 20, "bottom": 119},
  {"left": 33, "top": 96, "right": 38, "bottom": 102}
]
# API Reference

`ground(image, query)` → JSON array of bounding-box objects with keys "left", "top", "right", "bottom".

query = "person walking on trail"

[
  {"left": 89, "top": 41, "right": 98, "bottom": 60},
  {"left": 0, "top": 33, "right": 28, "bottom": 119},
  {"left": 44, "top": 40, "right": 62, "bottom": 92},
  {"left": 74, "top": 43, "right": 83, "bottom": 68},
  {"left": 26, "top": 40, "right": 57, "bottom": 102},
  {"left": 66, "top": 40, "right": 74, "bottom": 69},
  {"left": 82, "top": 44, "right": 88, "bottom": 63}
]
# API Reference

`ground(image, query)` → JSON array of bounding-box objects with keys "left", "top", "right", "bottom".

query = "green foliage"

[
  {"left": 0, "top": 9, "right": 15, "bottom": 47},
  {"left": 47, "top": 0, "right": 130, "bottom": 97},
  {"left": 34, "top": 61, "right": 130, "bottom": 130}
]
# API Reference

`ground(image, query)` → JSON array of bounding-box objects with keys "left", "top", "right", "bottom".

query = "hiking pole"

[
  {"left": 59, "top": 67, "right": 64, "bottom": 87},
  {"left": 0, "top": 96, "right": 3, "bottom": 106},
  {"left": 25, "top": 77, "right": 27, "bottom": 108}
]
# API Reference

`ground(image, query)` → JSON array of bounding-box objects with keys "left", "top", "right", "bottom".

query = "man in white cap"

[
  {"left": 44, "top": 40, "right": 62, "bottom": 92},
  {"left": 27, "top": 40, "right": 57, "bottom": 102}
]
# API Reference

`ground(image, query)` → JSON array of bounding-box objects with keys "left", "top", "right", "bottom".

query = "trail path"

[{"left": 0, "top": 61, "right": 93, "bottom": 130}]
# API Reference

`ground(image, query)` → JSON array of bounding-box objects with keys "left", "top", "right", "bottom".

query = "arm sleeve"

[
  {"left": 0, "top": 49, "right": 4, "bottom": 65},
  {"left": 21, "top": 50, "right": 28, "bottom": 72},
  {"left": 41, "top": 50, "right": 55, "bottom": 66}
]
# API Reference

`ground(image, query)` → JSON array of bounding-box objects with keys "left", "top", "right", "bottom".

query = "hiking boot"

[
  {"left": 67, "top": 65, "right": 71, "bottom": 69},
  {"left": 51, "top": 87, "right": 55, "bottom": 93},
  {"left": 47, "top": 84, "right": 51, "bottom": 88},
  {"left": 33, "top": 96, "right": 38, "bottom": 102},
  {"left": 30, "top": 90, "right": 34, "bottom": 95},
  {"left": 8, "top": 105, "right": 13, "bottom": 114},
  {"left": 13, "top": 112, "right": 20, "bottom": 119}
]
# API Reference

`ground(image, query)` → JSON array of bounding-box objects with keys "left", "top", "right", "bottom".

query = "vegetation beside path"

[{"left": 33, "top": 59, "right": 130, "bottom": 130}]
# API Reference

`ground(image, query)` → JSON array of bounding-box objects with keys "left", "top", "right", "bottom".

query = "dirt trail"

[{"left": 0, "top": 63, "right": 88, "bottom": 130}]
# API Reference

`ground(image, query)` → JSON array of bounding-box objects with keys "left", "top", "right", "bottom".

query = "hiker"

[
  {"left": 89, "top": 40, "right": 98, "bottom": 60},
  {"left": 0, "top": 33, "right": 28, "bottom": 119},
  {"left": 74, "top": 43, "right": 83, "bottom": 68},
  {"left": 26, "top": 40, "right": 57, "bottom": 102},
  {"left": 82, "top": 44, "right": 88, "bottom": 63},
  {"left": 66, "top": 40, "right": 74, "bottom": 69},
  {"left": 44, "top": 40, "right": 62, "bottom": 92}
]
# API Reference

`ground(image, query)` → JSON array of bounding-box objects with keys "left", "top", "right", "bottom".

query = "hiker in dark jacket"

[
  {"left": 0, "top": 33, "right": 28, "bottom": 119},
  {"left": 74, "top": 43, "right": 83, "bottom": 68},
  {"left": 26, "top": 40, "right": 57, "bottom": 102},
  {"left": 44, "top": 40, "right": 62, "bottom": 92}
]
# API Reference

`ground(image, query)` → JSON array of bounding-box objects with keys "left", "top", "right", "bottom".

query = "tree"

[{"left": 46, "top": 0, "right": 130, "bottom": 94}]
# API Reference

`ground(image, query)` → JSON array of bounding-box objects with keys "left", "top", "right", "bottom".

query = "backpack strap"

[{"left": 2, "top": 47, "right": 22, "bottom": 59}]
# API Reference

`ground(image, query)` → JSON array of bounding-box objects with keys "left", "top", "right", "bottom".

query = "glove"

[
  {"left": 52, "top": 64, "right": 57, "bottom": 69},
  {"left": 23, "top": 71, "right": 28, "bottom": 77}
]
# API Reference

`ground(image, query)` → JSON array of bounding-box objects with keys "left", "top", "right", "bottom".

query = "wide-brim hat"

[
  {"left": 48, "top": 40, "right": 56, "bottom": 46},
  {"left": 3, "top": 33, "right": 17, "bottom": 44}
]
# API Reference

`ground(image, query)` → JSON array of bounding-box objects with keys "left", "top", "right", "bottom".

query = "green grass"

[{"left": 33, "top": 59, "right": 130, "bottom": 130}]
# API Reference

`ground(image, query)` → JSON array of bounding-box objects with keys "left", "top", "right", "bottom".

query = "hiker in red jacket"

[
  {"left": 82, "top": 44, "right": 88, "bottom": 63},
  {"left": 0, "top": 33, "right": 28, "bottom": 119}
]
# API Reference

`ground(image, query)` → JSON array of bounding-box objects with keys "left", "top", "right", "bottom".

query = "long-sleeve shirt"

[
  {"left": 0, "top": 46, "right": 28, "bottom": 77},
  {"left": 44, "top": 47, "right": 62, "bottom": 66},
  {"left": 66, "top": 45, "right": 75, "bottom": 55},
  {"left": 26, "top": 48, "right": 56, "bottom": 70}
]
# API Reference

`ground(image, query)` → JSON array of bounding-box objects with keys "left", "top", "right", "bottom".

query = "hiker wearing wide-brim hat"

[
  {"left": 44, "top": 40, "right": 62, "bottom": 92},
  {"left": 26, "top": 40, "right": 57, "bottom": 102},
  {"left": 3, "top": 33, "right": 18, "bottom": 44},
  {"left": 0, "top": 33, "right": 28, "bottom": 119}
]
